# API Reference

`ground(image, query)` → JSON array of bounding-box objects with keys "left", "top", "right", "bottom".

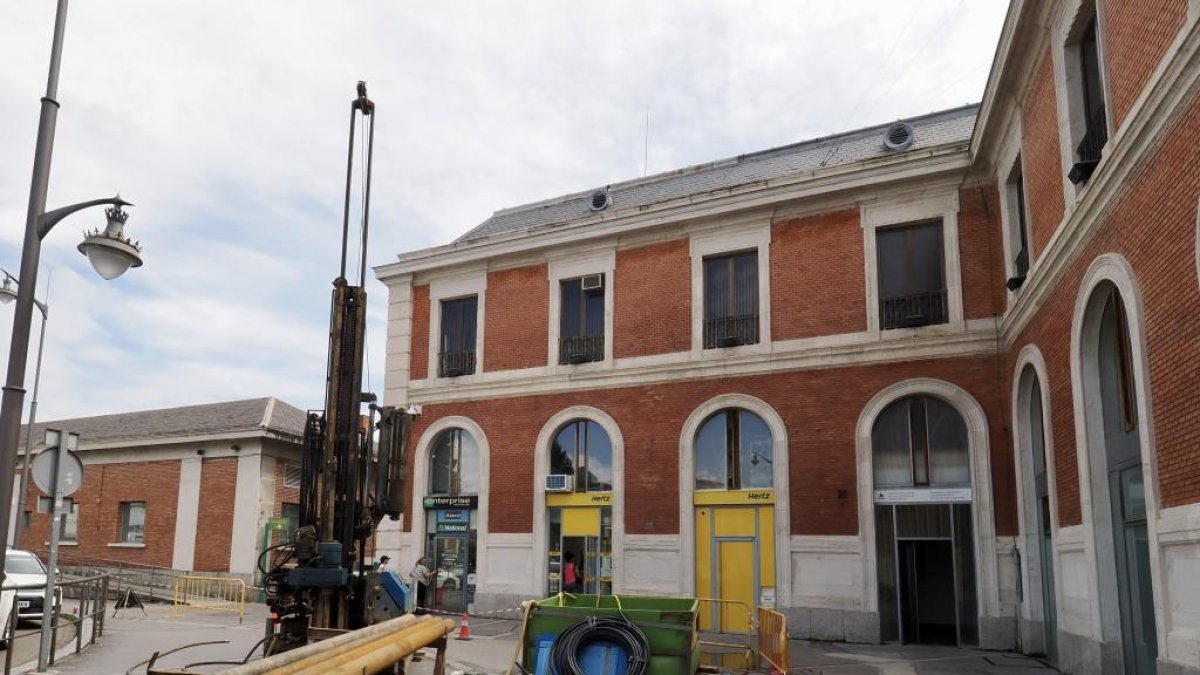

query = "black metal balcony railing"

[
  {"left": 880, "top": 290, "right": 949, "bottom": 330},
  {"left": 1068, "top": 110, "right": 1108, "bottom": 185},
  {"left": 703, "top": 314, "right": 759, "bottom": 349},
  {"left": 439, "top": 350, "right": 476, "bottom": 378},
  {"left": 559, "top": 333, "right": 604, "bottom": 364}
]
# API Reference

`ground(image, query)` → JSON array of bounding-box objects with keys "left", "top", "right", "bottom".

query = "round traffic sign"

[{"left": 30, "top": 448, "right": 85, "bottom": 497}]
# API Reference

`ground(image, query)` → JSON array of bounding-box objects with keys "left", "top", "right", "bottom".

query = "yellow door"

[
  {"left": 717, "top": 540, "right": 755, "bottom": 632},
  {"left": 695, "top": 504, "right": 775, "bottom": 633}
]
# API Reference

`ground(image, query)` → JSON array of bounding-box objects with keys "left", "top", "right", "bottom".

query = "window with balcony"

[
  {"left": 876, "top": 220, "right": 948, "bottom": 329},
  {"left": 702, "top": 251, "right": 759, "bottom": 348},
  {"left": 559, "top": 275, "right": 604, "bottom": 364},
  {"left": 1067, "top": 7, "right": 1108, "bottom": 185},
  {"left": 1006, "top": 160, "right": 1032, "bottom": 290},
  {"left": 439, "top": 296, "right": 477, "bottom": 377}
]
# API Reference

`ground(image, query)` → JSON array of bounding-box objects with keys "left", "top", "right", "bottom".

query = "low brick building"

[
  {"left": 11, "top": 397, "right": 305, "bottom": 580},
  {"left": 375, "top": 2, "right": 1200, "bottom": 674}
]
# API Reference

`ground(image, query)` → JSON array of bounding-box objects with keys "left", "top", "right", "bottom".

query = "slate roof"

[
  {"left": 18, "top": 397, "right": 307, "bottom": 453},
  {"left": 455, "top": 104, "right": 979, "bottom": 243}
]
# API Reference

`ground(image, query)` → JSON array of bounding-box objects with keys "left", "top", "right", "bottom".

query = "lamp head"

[
  {"left": 77, "top": 205, "right": 142, "bottom": 280},
  {"left": 0, "top": 276, "right": 16, "bottom": 305}
]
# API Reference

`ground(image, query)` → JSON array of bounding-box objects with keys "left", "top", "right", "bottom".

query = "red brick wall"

[
  {"left": 1022, "top": 48, "right": 1066, "bottom": 259},
  {"left": 405, "top": 353, "right": 1015, "bottom": 538},
  {"left": 193, "top": 457, "right": 237, "bottom": 572},
  {"left": 770, "top": 209, "right": 867, "bottom": 339},
  {"left": 614, "top": 239, "right": 692, "bottom": 357},
  {"left": 410, "top": 284, "right": 430, "bottom": 380},
  {"left": 1103, "top": 0, "right": 1187, "bottom": 129},
  {"left": 1010, "top": 90, "right": 1200, "bottom": 524},
  {"left": 484, "top": 264, "right": 549, "bottom": 371},
  {"left": 20, "top": 460, "right": 181, "bottom": 568},
  {"left": 959, "top": 184, "right": 1007, "bottom": 320}
]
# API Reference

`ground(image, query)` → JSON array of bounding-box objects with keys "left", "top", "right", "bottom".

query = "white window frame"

[
  {"left": 547, "top": 249, "right": 616, "bottom": 372},
  {"left": 861, "top": 192, "right": 964, "bottom": 334},
  {"left": 426, "top": 271, "right": 487, "bottom": 382},
  {"left": 997, "top": 121, "right": 1034, "bottom": 301},
  {"left": 1053, "top": 0, "right": 1113, "bottom": 202},
  {"left": 689, "top": 221, "right": 772, "bottom": 357}
]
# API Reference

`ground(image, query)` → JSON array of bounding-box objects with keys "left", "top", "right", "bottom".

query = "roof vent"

[
  {"left": 589, "top": 189, "right": 610, "bottom": 212},
  {"left": 883, "top": 122, "right": 915, "bottom": 151}
]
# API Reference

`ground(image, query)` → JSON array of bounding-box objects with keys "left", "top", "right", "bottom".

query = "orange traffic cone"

[{"left": 456, "top": 612, "right": 472, "bottom": 640}]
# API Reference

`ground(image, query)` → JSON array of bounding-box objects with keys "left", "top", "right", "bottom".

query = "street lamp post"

[
  {"left": 0, "top": 0, "right": 144, "bottom": 588},
  {"left": 0, "top": 271, "right": 50, "bottom": 549}
]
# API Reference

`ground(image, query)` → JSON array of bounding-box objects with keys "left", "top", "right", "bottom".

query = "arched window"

[
  {"left": 428, "top": 428, "right": 480, "bottom": 495},
  {"left": 695, "top": 409, "right": 773, "bottom": 490},
  {"left": 872, "top": 395, "right": 969, "bottom": 487},
  {"left": 550, "top": 420, "right": 613, "bottom": 492}
]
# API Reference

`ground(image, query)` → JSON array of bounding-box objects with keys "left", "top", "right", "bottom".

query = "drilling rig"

[{"left": 260, "top": 82, "right": 417, "bottom": 650}]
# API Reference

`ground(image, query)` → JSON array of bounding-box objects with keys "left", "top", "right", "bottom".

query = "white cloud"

[{"left": 0, "top": 0, "right": 1008, "bottom": 421}]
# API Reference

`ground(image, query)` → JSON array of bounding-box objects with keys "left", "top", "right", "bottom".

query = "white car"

[{"left": 3, "top": 548, "right": 61, "bottom": 623}]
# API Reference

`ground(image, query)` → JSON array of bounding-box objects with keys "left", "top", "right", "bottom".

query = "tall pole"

[
  {"left": 37, "top": 434, "right": 64, "bottom": 671},
  {"left": 0, "top": 0, "right": 69, "bottom": 586},
  {"left": 12, "top": 276, "right": 50, "bottom": 548}
]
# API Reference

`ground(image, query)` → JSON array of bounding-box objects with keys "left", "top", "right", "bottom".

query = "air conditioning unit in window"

[
  {"left": 545, "top": 474, "right": 574, "bottom": 492},
  {"left": 581, "top": 274, "right": 603, "bottom": 291}
]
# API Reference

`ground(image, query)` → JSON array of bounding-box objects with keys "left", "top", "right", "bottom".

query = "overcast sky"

[{"left": 0, "top": 1, "right": 1009, "bottom": 421}]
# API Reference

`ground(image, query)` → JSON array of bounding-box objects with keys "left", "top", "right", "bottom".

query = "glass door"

[{"left": 432, "top": 536, "right": 467, "bottom": 612}]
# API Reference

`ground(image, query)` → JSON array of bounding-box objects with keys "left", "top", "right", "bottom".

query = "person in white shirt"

[{"left": 409, "top": 557, "right": 432, "bottom": 607}]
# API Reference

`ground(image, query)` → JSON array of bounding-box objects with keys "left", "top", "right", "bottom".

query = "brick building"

[
  {"left": 11, "top": 397, "right": 305, "bottom": 581},
  {"left": 375, "top": 2, "right": 1200, "bottom": 673}
]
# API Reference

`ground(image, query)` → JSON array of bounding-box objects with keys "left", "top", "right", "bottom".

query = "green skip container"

[{"left": 521, "top": 594, "right": 700, "bottom": 675}]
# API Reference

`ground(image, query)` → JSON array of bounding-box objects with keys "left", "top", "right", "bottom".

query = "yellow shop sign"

[
  {"left": 693, "top": 489, "right": 775, "bottom": 506},
  {"left": 546, "top": 492, "right": 614, "bottom": 507}
]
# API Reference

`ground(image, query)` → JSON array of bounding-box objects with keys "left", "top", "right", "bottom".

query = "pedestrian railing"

[
  {"left": 757, "top": 606, "right": 789, "bottom": 674},
  {"left": 1, "top": 573, "right": 109, "bottom": 674},
  {"left": 171, "top": 575, "right": 246, "bottom": 624}
]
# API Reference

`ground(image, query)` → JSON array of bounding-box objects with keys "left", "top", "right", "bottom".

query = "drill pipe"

[
  {"left": 218, "top": 614, "right": 420, "bottom": 675},
  {"left": 289, "top": 618, "right": 456, "bottom": 675}
]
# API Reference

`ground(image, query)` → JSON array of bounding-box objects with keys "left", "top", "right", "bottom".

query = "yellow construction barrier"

[
  {"left": 757, "top": 606, "right": 789, "bottom": 674},
  {"left": 171, "top": 575, "right": 247, "bottom": 623}
]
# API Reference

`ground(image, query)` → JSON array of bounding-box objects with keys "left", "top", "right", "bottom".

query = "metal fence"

[
  {"left": 758, "top": 606, "right": 789, "bottom": 674},
  {"left": 171, "top": 575, "right": 246, "bottom": 623},
  {"left": 1, "top": 574, "right": 109, "bottom": 674}
]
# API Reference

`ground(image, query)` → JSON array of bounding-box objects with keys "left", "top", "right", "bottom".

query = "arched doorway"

[
  {"left": 544, "top": 419, "right": 615, "bottom": 596},
  {"left": 1015, "top": 358, "right": 1057, "bottom": 660},
  {"left": 692, "top": 407, "right": 776, "bottom": 633},
  {"left": 1078, "top": 280, "right": 1158, "bottom": 674},
  {"left": 422, "top": 427, "right": 480, "bottom": 613},
  {"left": 871, "top": 394, "right": 977, "bottom": 646}
]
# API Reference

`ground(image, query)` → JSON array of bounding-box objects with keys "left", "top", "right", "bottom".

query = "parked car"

[{"left": 4, "top": 548, "right": 61, "bottom": 623}]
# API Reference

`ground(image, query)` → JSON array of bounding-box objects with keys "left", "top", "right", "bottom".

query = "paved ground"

[
  {"left": 3, "top": 616, "right": 80, "bottom": 674},
  {"left": 38, "top": 605, "right": 1060, "bottom": 675},
  {"left": 39, "top": 601, "right": 267, "bottom": 674}
]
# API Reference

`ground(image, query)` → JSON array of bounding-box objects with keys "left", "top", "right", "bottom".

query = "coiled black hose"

[{"left": 550, "top": 617, "right": 650, "bottom": 675}]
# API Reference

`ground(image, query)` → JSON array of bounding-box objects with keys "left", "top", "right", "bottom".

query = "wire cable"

[{"left": 550, "top": 617, "right": 650, "bottom": 675}]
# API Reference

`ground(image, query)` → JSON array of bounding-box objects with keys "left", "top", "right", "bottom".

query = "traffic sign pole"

[{"left": 36, "top": 428, "right": 77, "bottom": 672}]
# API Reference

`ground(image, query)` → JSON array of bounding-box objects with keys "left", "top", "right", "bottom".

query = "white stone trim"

[
  {"left": 530, "top": 406, "right": 625, "bottom": 596},
  {"left": 171, "top": 457, "right": 202, "bottom": 571},
  {"left": 1010, "top": 345, "right": 1064, "bottom": 651},
  {"left": 426, "top": 272, "right": 488, "bottom": 384},
  {"left": 546, "top": 250, "right": 616, "bottom": 373},
  {"left": 229, "top": 453, "right": 262, "bottom": 575},
  {"left": 689, "top": 220, "right": 773, "bottom": 357},
  {"left": 382, "top": 275, "right": 415, "bottom": 405},
  {"left": 407, "top": 416, "right": 491, "bottom": 598},
  {"left": 678, "top": 394, "right": 791, "bottom": 608},
  {"left": 996, "top": 118, "right": 1034, "bottom": 305},
  {"left": 1068, "top": 253, "right": 1166, "bottom": 652},
  {"left": 860, "top": 191, "right": 964, "bottom": 335},
  {"left": 855, "top": 379, "right": 1000, "bottom": 620}
]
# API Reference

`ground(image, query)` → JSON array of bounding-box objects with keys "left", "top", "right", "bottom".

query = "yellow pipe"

[
  {"left": 270, "top": 617, "right": 446, "bottom": 675},
  {"left": 220, "top": 614, "right": 421, "bottom": 675},
  {"left": 285, "top": 618, "right": 453, "bottom": 675},
  {"left": 317, "top": 619, "right": 456, "bottom": 675}
]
